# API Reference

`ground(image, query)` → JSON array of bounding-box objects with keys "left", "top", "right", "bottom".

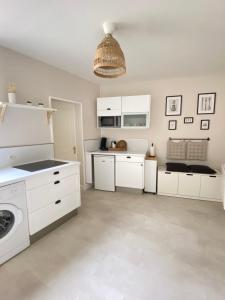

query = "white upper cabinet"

[
  {"left": 97, "top": 97, "right": 121, "bottom": 116},
  {"left": 122, "top": 95, "right": 151, "bottom": 113}
]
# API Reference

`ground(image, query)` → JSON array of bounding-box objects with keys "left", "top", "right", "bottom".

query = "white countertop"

[
  {"left": 0, "top": 160, "right": 80, "bottom": 188},
  {"left": 90, "top": 150, "right": 146, "bottom": 157}
]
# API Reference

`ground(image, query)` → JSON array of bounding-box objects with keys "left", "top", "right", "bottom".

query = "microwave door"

[{"left": 100, "top": 116, "right": 115, "bottom": 127}]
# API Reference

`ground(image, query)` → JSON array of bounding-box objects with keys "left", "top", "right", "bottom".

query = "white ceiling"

[{"left": 0, "top": 0, "right": 225, "bottom": 84}]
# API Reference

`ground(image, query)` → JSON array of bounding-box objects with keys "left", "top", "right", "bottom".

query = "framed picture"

[
  {"left": 200, "top": 119, "right": 210, "bottom": 130},
  {"left": 168, "top": 120, "right": 177, "bottom": 130},
  {"left": 197, "top": 93, "right": 216, "bottom": 114},
  {"left": 165, "top": 95, "right": 182, "bottom": 116},
  {"left": 184, "top": 117, "right": 194, "bottom": 124}
]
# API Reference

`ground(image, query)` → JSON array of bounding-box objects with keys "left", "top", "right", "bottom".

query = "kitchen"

[{"left": 1, "top": 1, "right": 225, "bottom": 300}]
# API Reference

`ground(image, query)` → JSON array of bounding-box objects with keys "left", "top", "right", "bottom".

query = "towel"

[
  {"left": 167, "top": 140, "right": 186, "bottom": 160},
  {"left": 186, "top": 140, "right": 208, "bottom": 161}
]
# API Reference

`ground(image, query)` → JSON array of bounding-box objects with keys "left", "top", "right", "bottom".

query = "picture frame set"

[{"left": 166, "top": 93, "right": 216, "bottom": 131}]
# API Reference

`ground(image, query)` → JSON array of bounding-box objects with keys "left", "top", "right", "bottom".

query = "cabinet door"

[
  {"left": 97, "top": 97, "right": 121, "bottom": 116},
  {"left": 200, "top": 175, "right": 222, "bottom": 200},
  {"left": 158, "top": 171, "right": 178, "bottom": 195},
  {"left": 116, "top": 162, "right": 144, "bottom": 189},
  {"left": 178, "top": 173, "right": 200, "bottom": 197},
  {"left": 122, "top": 113, "right": 149, "bottom": 128},
  {"left": 122, "top": 95, "right": 150, "bottom": 113}
]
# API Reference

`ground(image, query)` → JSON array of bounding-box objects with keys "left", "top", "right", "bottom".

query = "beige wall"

[
  {"left": 0, "top": 46, "right": 100, "bottom": 147},
  {"left": 100, "top": 72, "right": 225, "bottom": 169}
]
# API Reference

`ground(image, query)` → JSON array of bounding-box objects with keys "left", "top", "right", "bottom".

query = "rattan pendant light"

[{"left": 93, "top": 22, "right": 126, "bottom": 78}]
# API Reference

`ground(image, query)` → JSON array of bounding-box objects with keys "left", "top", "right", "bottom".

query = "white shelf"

[{"left": 0, "top": 102, "right": 57, "bottom": 123}]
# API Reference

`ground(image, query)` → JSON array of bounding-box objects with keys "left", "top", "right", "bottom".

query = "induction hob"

[{"left": 14, "top": 160, "right": 68, "bottom": 172}]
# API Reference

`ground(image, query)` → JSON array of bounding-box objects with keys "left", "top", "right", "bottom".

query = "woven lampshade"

[{"left": 93, "top": 34, "right": 126, "bottom": 78}]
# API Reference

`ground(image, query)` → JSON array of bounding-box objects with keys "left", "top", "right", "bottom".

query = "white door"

[
  {"left": 52, "top": 100, "right": 77, "bottom": 161},
  {"left": 116, "top": 162, "right": 144, "bottom": 189},
  {"left": 94, "top": 155, "right": 115, "bottom": 191}
]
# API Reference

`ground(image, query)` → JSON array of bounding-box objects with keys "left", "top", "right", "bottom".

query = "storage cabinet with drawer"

[
  {"left": 158, "top": 167, "right": 222, "bottom": 202},
  {"left": 116, "top": 155, "right": 144, "bottom": 189},
  {"left": 26, "top": 163, "right": 81, "bottom": 235},
  {"left": 97, "top": 97, "right": 121, "bottom": 116}
]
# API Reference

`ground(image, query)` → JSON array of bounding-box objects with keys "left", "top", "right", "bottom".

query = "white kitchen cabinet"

[
  {"left": 122, "top": 95, "right": 150, "bottom": 113},
  {"left": 200, "top": 175, "right": 222, "bottom": 200},
  {"left": 158, "top": 171, "right": 179, "bottom": 195},
  {"left": 97, "top": 97, "right": 121, "bottom": 116},
  {"left": 26, "top": 163, "right": 81, "bottom": 235},
  {"left": 94, "top": 155, "right": 115, "bottom": 192},
  {"left": 178, "top": 173, "right": 201, "bottom": 197},
  {"left": 116, "top": 155, "right": 144, "bottom": 189},
  {"left": 144, "top": 158, "right": 157, "bottom": 193}
]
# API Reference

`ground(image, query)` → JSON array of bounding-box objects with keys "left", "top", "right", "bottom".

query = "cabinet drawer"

[
  {"left": 200, "top": 175, "right": 222, "bottom": 200},
  {"left": 29, "top": 192, "right": 80, "bottom": 235},
  {"left": 116, "top": 155, "right": 144, "bottom": 163},
  {"left": 26, "top": 164, "right": 79, "bottom": 190},
  {"left": 27, "top": 174, "right": 79, "bottom": 213},
  {"left": 97, "top": 97, "right": 121, "bottom": 111},
  {"left": 178, "top": 173, "right": 200, "bottom": 197},
  {"left": 158, "top": 171, "right": 178, "bottom": 195}
]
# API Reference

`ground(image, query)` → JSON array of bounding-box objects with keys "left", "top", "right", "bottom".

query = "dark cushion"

[
  {"left": 188, "top": 165, "right": 216, "bottom": 174},
  {"left": 166, "top": 163, "right": 188, "bottom": 172}
]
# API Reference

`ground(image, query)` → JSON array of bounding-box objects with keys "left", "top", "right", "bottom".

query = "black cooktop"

[{"left": 14, "top": 160, "right": 68, "bottom": 172}]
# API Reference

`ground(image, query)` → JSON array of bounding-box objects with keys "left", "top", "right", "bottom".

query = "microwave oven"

[{"left": 98, "top": 116, "right": 121, "bottom": 128}]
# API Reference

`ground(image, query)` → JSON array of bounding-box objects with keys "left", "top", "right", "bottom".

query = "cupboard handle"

[
  {"left": 186, "top": 174, "right": 193, "bottom": 176},
  {"left": 54, "top": 180, "right": 60, "bottom": 184},
  {"left": 55, "top": 200, "right": 61, "bottom": 205},
  {"left": 126, "top": 156, "right": 131, "bottom": 159},
  {"left": 107, "top": 108, "right": 111, "bottom": 110},
  {"left": 53, "top": 171, "right": 59, "bottom": 175},
  {"left": 209, "top": 175, "right": 216, "bottom": 178},
  {"left": 165, "top": 172, "right": 171, "bottom": 174}
]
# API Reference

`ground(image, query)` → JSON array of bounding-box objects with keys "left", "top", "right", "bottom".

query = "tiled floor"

[{"left": 1, "top": 190, "right": 225, "bottom": 300}]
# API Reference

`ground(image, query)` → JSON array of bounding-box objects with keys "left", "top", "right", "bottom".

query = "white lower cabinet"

[
  {"left": 26, "top": 164, "right": 81, "bottom": 235},
  {"left": 158, "top": 168, "right": 222, "bottom": 202},
  {"left": 178, "top": 173, "right": 201, "bottom": 197},
  {"left": 158, "top": 171, "right": 178, "bottom": 195},
  {"left": 200, "top": 175, "right": 222, "bottom": 200},
  {"left": 116, "top": 155, "right": 144, "bottom": 189}
]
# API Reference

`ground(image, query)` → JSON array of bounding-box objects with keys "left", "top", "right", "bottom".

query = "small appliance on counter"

[
  {"left": 149, "top": 143, "right": 156, "bottom": 157},
  {"left": 100, "top": 137, "right": 108, "bottom": 151}
]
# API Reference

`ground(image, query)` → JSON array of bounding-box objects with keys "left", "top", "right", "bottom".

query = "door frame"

[{"left": 48, "top": 96, "right": 85, "bottom": 187}]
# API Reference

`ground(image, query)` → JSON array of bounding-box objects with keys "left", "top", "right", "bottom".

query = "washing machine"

[{"left": 0, "top": 181, "right": 30, "bottom": 265}]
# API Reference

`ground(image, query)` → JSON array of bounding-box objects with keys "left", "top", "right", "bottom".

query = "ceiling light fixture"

[{"left": 93, "top": 22, "right": 126, "bottom": 78}]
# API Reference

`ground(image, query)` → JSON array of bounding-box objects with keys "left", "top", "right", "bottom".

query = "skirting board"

[{"left": 158, "top": 192, "right": 222, "bottom": 203}]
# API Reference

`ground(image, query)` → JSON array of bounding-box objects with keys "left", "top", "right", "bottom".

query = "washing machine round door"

[{"left": 0, "top": 204, "right": 23, "bottom": 244}]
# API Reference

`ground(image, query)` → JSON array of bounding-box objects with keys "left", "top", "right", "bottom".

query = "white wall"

[
  {"left": 100, "top": 72, "right": 225, "bottom": 169},
  {"left": 0, "top": 46, "right": 100, "bottom": 147}
]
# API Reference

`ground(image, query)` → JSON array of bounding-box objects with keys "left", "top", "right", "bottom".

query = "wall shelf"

[{"left": 0, "top": 102, "right": 57, "bottom": 123}]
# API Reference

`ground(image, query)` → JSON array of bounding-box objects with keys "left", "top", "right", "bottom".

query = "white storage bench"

[{"left": 158, "top": 166, "right": 222, "bottom": 202}]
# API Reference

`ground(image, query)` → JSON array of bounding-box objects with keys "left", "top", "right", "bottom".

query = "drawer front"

[
  {"left": 116, "top": 155, "right": 144, "bottom": 163},
  {"left": 98, "top": 109, "right": 121, "bottom": 117},
  {"left": 97, "top": 97, "right": 121, "bottom": 111},
  {"left": 26, "top": 164, "right": 79, "bottom": 190},
  {"left": 158, "top": 171, "right": 178, "bottom": 195},
  {"left": 29, "top": 192, "right": 80, "bottom": 235},
  {"left": 200, "top": 175, "right": 222, "bottom": 200},
  {"left": 178, "top": 173, "right": 200, "bottom": 197},
  {"left": 27, "top": 174, "right": 79, "bottom": 213}
]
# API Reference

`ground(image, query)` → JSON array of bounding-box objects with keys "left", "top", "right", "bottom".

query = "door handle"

[
  {"left": 55, "top": 200, "right": 61, "bottom": 205},
  {"left": 107, "top": 108, "right": 111, "bottom": 110},
  {"left": 54, "top": 180, "right": 60, "bottom": 184},
  {"left": 186, "top": 174, "right": 193, "bottom": 176},
  {"left": 209, "top": 175, "right": 216, "bottom": 178},
  {"left": 165, "top": 171, "right": 171, "bottom": 174},
  {"left": 126, "top": 156, "right": 131, "bottom": 159},
  {"left": 53, "top": 171, "right": 59, "bottom": 175},
  {"left": 73, "top": 146, "right": 76, "bottom": 154}
]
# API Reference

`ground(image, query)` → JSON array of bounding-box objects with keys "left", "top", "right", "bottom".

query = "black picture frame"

[
  {"left": 168, "top": 120, "right": 177, "bottom": 130},
  {"left": 184, "top": 117, "right": 194, "bottom": 124},
  {"left": 165, "top": 95, "right": 182, "bottom": 116},
  {"left": 200, "top": 119, "right": 210, "bottom": 130},
  {"left": 197, "top": 93, "right": 216, "bottom": 115}
]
